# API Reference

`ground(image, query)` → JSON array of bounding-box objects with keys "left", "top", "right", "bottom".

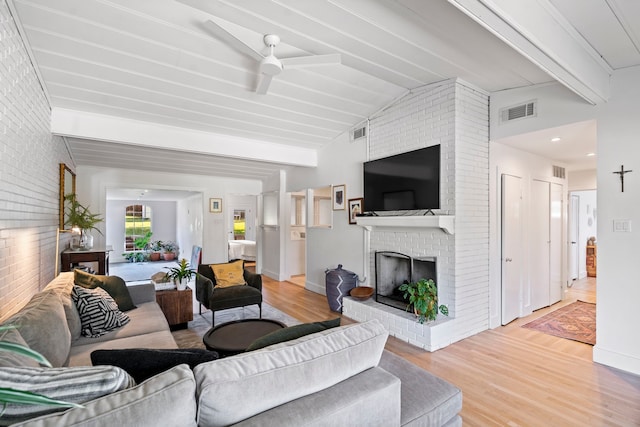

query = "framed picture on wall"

[
  {"left": 348, "top": 198, "right": 363, "bottom": 224},
  {"left": 332, "top": 184, "right": 346, "bottom": 210},
  {"left": 209, "top": 198, "right": 222, "bottom": 213}
]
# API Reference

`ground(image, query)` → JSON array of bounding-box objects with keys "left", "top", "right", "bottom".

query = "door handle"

[
  {"left": 571, "top": 241, "right": 577, "bottom": 244},
  {"left": 505, "top": 258, "right": 512, "bottom": 262}
]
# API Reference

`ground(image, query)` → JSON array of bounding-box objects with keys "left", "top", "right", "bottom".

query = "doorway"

[{"left": 226, "top": 196, "right": 257, "bottom": 265}]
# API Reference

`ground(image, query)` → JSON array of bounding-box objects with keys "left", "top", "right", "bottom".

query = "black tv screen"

[{"left": 363, "top": 145, "right": 440, "bottom": 212}]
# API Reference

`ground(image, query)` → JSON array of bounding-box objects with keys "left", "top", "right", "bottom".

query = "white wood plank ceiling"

[{"left": 9, "top": 0, "right": 640, "bottom": 178}]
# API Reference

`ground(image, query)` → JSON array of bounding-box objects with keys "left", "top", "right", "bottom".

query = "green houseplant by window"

[
  {"left": 0, "top": 326, "right": 82, "bottom": 413},
  {"left": 399, "top": 278, "right": 449, "bottom": 324}
]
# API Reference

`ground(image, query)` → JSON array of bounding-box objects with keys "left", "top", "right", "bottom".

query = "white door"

[
  {"left": 549, "top": 183, "right": 563, "bottom": 303},
  {"left": 569, "top": 194, "right": 580, "bottom": 281},
  {"left": 531, "top": 180, "right": 550, "bottom": 311},
  {"left": 502, "top": 174, "right": 523, "bottom": 325}
]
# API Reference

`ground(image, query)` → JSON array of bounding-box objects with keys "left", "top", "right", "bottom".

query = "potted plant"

[
  {"left": 133, "top": 231, "right": 153, "bottom": 252},
  {"left": 149, "top": 240, "right": 163, "bottom": 262},
  {"left": 399, "top": 278, "right": 449, "bottom": 324},
  {"left": 162, "top": 241, "right": 178, "bottom": 261},
  {"left": 122, "top": 251, "right": 147, "bottom": 263},
  {"left": 64, "top": 193, "right": 103, "bottom": 251},
  {"left": 164, "top": 258, "right": 195, "bottom": 290}
]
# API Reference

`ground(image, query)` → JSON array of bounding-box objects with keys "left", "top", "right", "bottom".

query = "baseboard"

[
  {"left": 305, "top": 280, "right": 325, "bottom": 295},
  {"left": 593, "top": 345, "right": 640, "bottom": 376}
]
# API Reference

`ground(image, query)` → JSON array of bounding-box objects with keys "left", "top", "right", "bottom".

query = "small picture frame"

[
  {"left": 348, "top": 198, "right": 363, "bottom": 224},
  {"left": 209, "top": 198, "right": 222, "bottom": 213},
  {"left": 332, "top": 184, "right": 346, "bottom": 210}
]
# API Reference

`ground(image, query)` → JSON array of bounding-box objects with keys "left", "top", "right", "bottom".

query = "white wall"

[
  {"left": 286, "top": 132, "right": 366, "bottom": 294},
  {"left": 0, "top": 2, "right": 74, "bottom": 319},
  {"left": 489, "top": 142, "right": 568, "bottom": 327},
  {"left": 75, "top": 166, "right": 261, "bottom": 266},
  {"left": 106, "top": 200, "right": 177, "bottom": 262},
  {"left": 569, "top": 169, "right": 597, "bottom": 191},
  {"left": 176, "top": 193, "right": 204, "bottom": 266},
  {"left": 490, "top": 66, "right": 640, "bottom": 375}
]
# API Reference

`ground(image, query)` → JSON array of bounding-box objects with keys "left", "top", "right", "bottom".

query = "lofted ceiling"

[{"left": 9, "top": 0, "right": 640, "bottom": 178}]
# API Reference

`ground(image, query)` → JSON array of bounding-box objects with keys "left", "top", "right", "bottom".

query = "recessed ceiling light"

[
  {"left": 551, "top": 137, "right": 561, "bottom": 142},
  {"left": 586, "top": 152, "right": 596, "bottom": 157}
]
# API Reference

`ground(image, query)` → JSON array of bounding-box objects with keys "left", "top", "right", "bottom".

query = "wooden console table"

[
  {"left": 61, "top": 248, "right": 111, "bottom": 275},
  {"left": 156, "top": 288, "right": 193, "bottom": 330}
]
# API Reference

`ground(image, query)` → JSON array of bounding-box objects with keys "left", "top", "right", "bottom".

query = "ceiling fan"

[{"left": 203, "top": 20, "right": 341, "bottom": 94}]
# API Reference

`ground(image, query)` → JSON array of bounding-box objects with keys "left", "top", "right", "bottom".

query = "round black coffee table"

[{"left": 203, "top": 318, "right": 286, "bottom": 357}]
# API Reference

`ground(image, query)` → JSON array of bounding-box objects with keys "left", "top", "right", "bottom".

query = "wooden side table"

[
  {"left": 156, "top": 288, "right": 193, "bottom": 330},
  {"left": 61, "top": 248, "right": 110, "bottom": 275}
]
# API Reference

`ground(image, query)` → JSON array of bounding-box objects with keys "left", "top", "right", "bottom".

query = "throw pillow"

[
  {"left": 8, "top": 365, "right": 196, "bottom": 427},
  {"left": 74, "top": 269, "right": 136, "bottom": 311},
  {"left": 246, "top": 318, "right": 341, "bottom": 351},
  {"left": 210, "top": 260, "right": 246, "bottom": 288},
  {"left": 91, "top": 348, "right": 219, "bottom": 383},
  {"left": 71, "top": 286, "right": 130, "bottom": 338},
  {"left": 0, "top": 365, "right": 134, "bottom": 425},
  {"left": 0, "top": 327, "right": 39, "bottom": 368}
]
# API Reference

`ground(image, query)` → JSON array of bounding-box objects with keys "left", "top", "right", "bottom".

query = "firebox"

[{"left": 374, "top": 251, "right": 437, "bottom": 311}]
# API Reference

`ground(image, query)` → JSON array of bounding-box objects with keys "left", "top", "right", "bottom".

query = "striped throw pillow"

[
  {"left": 71, "top": 285, "right": 130, "bottom": 338},
  {"left": 0, "top": 365, "right": 134, "bottom": 424}
]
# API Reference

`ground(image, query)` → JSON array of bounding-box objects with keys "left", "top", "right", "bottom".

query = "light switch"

[{"left": 613, "top": 219, "right": 631, "bottom": 232}]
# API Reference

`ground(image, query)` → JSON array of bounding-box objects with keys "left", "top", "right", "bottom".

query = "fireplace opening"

[{"left": 374, "top": 251, "right": 437, "bottom": 312}]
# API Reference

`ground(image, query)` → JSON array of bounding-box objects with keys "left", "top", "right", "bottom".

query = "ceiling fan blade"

[
  {"left": 280, "top": 53, "right": 341, "bottom": 69},
  {"left": 256, "top": 74, "right": 273, "bottom": 95},
  {"left": 203, "top": 20, "right": 263, "bottom": 62}
]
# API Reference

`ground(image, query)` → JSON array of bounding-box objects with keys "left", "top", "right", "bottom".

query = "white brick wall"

[
  {"left": 0, "top": 1, "right": 72, "bottom": 320},
  {"left": 349, "top": 79, "right": 489, "bottom": 348}
]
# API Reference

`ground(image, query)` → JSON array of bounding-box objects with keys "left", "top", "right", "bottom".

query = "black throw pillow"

[
  {"left": 91, "top": 348, "right": 219, "bottom": 383},
  {"left": 246, "top": 318, "right": 341, "bottom": 352}
]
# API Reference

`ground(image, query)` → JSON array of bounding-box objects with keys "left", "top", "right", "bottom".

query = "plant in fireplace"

[{"left": 399, "top": 278, "right": 448, "bottom": 324}]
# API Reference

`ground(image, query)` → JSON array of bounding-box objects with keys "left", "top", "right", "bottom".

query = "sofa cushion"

[
  {"left": 0, "top": 327, "right": 39, "bottom": 368},
  {"left": 379, "top": 350, "right": 463, "bottom": 427},
  {"left": 194, "top": 319, "right": 388, "bottom": 427},
  {"left": 232, "top": 367, "right": 401, "bottom": 427},
  {"left": 0, "top": 365, "right": 134, "bottom": 425},
  {"left": 3, "top": 292, "right": 71, "bottom": 368},
  {"left": 71, "top": 301, "right": 168, "bottom": 347},
  {"left": 68, "top": 330, "right": 178, "bottom": 367},
  {"left": 245, "top": 318, "right": 341, "bottom": 352},
  {"left": 74, "top": 270, "right": 136, "bottom": 311},
  {"left": 91, "top": 348, "right": 219, "bottom": 383},
  {"left": 10, "top": 364, "right": 197, "bottom": 427},
  {"left": 72, "top": 286, "right": 130, "bottom": 338},
  {"left": 210, "top": 260, "right": 246, "bottom": 288}
]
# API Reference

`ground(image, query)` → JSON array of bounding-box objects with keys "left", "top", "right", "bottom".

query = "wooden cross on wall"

[{"left": 613, "top": 165, "right": 632, "bottom": 192}]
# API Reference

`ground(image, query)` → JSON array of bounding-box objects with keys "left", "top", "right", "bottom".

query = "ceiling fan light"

[{"left": 260, "top": 55, "right": 283, "bottom": 76}]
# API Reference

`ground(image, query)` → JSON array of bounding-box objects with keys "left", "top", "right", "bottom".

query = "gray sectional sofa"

[{"left": 0, "top": 272, "right": 462, "bottom": 426}]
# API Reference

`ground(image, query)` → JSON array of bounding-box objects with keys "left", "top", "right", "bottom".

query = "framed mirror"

[{"left": 59, "top": 163, "right": 76, "bottom": 231}]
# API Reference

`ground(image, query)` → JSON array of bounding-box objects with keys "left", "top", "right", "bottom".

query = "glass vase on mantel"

[{"left": 70, "top": 229, "right": 94, "bottom": 251}]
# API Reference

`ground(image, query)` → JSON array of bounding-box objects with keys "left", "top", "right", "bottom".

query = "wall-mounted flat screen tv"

[{"left": 363, "top": 145, "right": 440, "bottom": 213}]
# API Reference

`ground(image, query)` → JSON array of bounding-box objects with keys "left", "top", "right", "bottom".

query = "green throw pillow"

[
  {"left": 74, "top": 269, "right": 136, "bottom": 312},
  {"left": 246, "top": 318, "right": 341, "bottom": 352}
]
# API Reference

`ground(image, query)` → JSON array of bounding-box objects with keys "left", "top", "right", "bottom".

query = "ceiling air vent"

[
  {"left": 553, "top": 165, "right": 566, "bottom": 179},
  {"left": 500, "top": 100, "right": 536, "bottom": 123},
  {"left": 351, "top": 125, "right": 367, "bottom": 142}
]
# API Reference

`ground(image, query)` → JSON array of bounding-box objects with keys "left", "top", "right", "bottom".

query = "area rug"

[
  {"left": 172, "top": 303, "right": 301, "bottom": 349},
  {"left": 522, "top": 300, "right": 596, "bottom": 345}
]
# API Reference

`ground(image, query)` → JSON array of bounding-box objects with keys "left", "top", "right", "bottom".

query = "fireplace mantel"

[{"left": 356, "top": 215, "right": 455, "bottom": 234}]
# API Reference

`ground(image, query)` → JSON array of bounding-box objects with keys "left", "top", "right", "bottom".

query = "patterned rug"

[
  {"left": 522, "top": 300, "right": 596, "bottom": 345},
  {"left": 172, "top": 303, "right": 300, "bottom": 349}
]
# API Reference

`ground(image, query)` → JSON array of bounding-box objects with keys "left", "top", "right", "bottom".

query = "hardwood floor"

[{"left": 262, "top": 276, "right": 640, "bottom": 426}]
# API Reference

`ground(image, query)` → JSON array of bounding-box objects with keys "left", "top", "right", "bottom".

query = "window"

[
  {"left": 233, "top": 209, "right": 246, "bottom": 240},
  {"left": 125, "top": 204, "right": 152, "bottom": 251}
]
